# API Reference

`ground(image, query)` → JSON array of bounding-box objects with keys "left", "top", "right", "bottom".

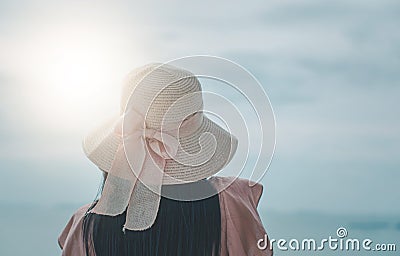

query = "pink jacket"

[{"left": 58, "top": 176, "right": 273, "bottom": 255}]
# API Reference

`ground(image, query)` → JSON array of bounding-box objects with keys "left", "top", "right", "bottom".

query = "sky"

[{"left": 0, "top": 0, "right": 399, "bottom": 218}]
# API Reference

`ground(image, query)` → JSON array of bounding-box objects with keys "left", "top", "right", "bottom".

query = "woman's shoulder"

[
  {"left": 208, "top": 176, "right": 264, "bottom": 208},
  {"left": 58, "top": 203, "right": 92, "bottom": 254},
  {"left": 68, "top": 203, "right": 92, "bottom": 225},
  {"left": 208, "top": 176, "right": 272, "bottom": 255}
]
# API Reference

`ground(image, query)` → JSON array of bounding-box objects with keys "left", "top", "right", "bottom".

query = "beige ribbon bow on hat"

[
  {"left": 118, "top": 107, "right": 180, "bottom": 177},
  {"left": 90, "top": 106, "right": 199, "bottom": 231}
]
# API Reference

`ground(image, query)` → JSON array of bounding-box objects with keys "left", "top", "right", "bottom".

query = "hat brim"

[{"left": 82, "top": 114, "right": 238, "bottom": 185}]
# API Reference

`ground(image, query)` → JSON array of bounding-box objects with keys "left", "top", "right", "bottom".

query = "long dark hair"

[{"left": 83, "top": 174, "right": 221, "bottom": 256}]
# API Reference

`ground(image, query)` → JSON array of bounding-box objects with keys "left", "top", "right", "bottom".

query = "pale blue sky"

[{"left": 0, "top": 0, "right": 399, "bottom": 218}]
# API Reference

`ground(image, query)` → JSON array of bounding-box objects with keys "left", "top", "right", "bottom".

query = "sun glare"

[{"left": 21, "top": 23, "right": 143, "bottom": 134}]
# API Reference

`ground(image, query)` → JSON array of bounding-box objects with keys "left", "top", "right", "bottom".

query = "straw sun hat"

[{"left": 82, "top": 63, "right": 238, "bottom": 231}]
